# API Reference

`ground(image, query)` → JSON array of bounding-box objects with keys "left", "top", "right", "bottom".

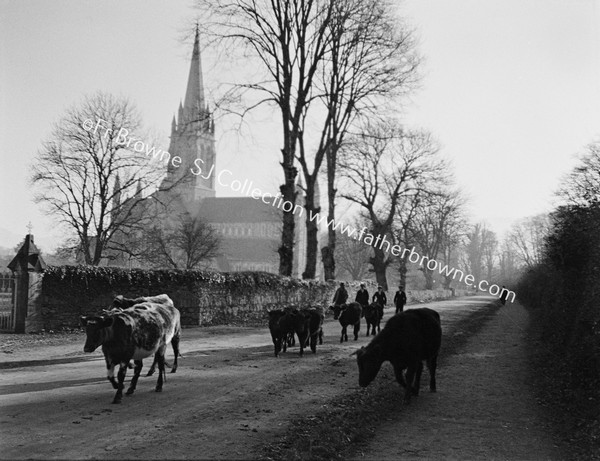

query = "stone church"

[{"left": 116, "top": 28, "right": 314, "bottom": 277}]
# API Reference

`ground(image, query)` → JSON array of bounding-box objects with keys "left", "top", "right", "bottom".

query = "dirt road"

[{"left": 0, "top": 297, "right": 560, "bottom": 460}]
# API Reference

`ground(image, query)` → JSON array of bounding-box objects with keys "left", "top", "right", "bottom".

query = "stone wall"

[{"left": 24, "top": 266, "right": 468, "bottom": 332}]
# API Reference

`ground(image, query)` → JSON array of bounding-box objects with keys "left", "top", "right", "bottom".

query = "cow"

[
  {"left": 278, "top": 308, "right": 311, "bottom": 356},
  {"left": 268, "top": 307, "right": 324, "bottom": 357},
  {"left": 354, "top": 307, "right": 441, "bottom": 404},
  {"left": 329, "top": 302, "right": 362, "bottom": 343},
  {"left": 80, "top": 294, "right": 181, "bottom": 404},
  {"left": 363, "top": 302, "right": 383, "bottom": 336},
  {"left": 303, "top": 307, "right": 324, "bottom": 353},
  {"left": 112, "top": 295, "right": 179, "bottom": 376},
  {"left": 268, "top": 309, "right": 286, "bottom": 357}
]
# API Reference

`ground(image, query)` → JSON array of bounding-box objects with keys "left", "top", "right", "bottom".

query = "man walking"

[
  {"left": 372, "top": 286, "right": 387, "bottom": 307},
  {"left": 355, "top": 283, "right": 369, "bottom": 308},
  {"left": 394, "top": 286, "right": 407, "bottom": 314},
  {"left": 332, "top": 282, "right": 348, "bottom": 307}
]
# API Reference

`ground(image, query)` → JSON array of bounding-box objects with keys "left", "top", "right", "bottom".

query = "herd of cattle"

[{"left": 80, "top": 295, "right": 442, "bottom": 405}]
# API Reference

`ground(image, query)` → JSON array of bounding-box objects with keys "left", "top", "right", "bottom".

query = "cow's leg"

[
  {"left": 105, "top": 356, "right": 118, "bottom": 389},
  {"left": 318, "top": 329, "right": 323, "bottom": 345},
  {"left": 146, "top": 355, "right": 157, "bottom": 377},
  {"left": 340, "top": 326, "right": 346, "bottom": 343},
  {"left": 171, "top": 333, "right": 180, "bottom": 373},
  {"left": 427, "top": 354, "right": 438, "bottom": 392},
  {"left": 403, "top": 364, "right": 416, "bottom": 404},
  {"left": 310, "top": 332, "right": 317, "bottom": 353},
  {"left": 413, "top": 360, "right": 424, "bottom": 396},
  {"left": 272, "top": 335, "right": 281, "bottom": 357},
  {"left": 353, "top": 322, "right": 360, "bottom": 340},
  {"left": 282, "top": 333, "right": 288, "bottom": 353},
  {"left": 126, "top": 360, "right": 143, "bottom": 396},
  {"left": 298, "top": 330, "right": 308, "bottom": 356},
  {"left": 155, "top": 350, "right": 166, "bottom": 392},
  {"left": 392, "top": 361, "right": 407, "bottom": 389},
  {"left": 113, "top": 363, "right": 128, "bottom": 404}
]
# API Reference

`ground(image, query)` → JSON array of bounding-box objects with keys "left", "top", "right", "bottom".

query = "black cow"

[
  {"left": 354, "top": 308, "right": 441, "bottom": 404},
  {"left": 303, "top": 307, "right": 324, "bottom": 353},
  {"left": 268, "top": 307, "right": 324, "bottom": 356},
  {"left": 278, "top": 308, "right": 311, "bottom": 356},
  {"left": 81, "top": 294, "right": 181, "bottom": 404},
  {"left": 329, "top": 302, "right": 362, "bottom": 342},
  {"left": 363, "top": 302, "right": 383, "bottom": 336},
  {"left": 268, "top": 309, "right": 286, "bottom": 357}
]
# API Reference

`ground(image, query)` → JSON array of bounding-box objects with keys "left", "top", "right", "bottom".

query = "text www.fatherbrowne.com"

[
  {"left": 83, "top": 118, "right": 515, "bottom": 303},
  {"left": 304, "top": 215, "right": 515, "bottom": 303}
]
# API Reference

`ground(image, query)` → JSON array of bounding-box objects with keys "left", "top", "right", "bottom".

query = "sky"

[{"left": 0, "top": 0, "right": 599, "bottom": 253}]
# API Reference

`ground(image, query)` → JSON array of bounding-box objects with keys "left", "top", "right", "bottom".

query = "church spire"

[{"left": 183, "top": 24, "right": 205, "bottom": 121}]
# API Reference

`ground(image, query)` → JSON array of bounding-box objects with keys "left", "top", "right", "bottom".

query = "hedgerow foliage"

[
  {"left": 517, "top": 143, "right": 600, "bottom": 456},
  {"left": 43, "top": 265, "right": 321, "bottom": 291}
]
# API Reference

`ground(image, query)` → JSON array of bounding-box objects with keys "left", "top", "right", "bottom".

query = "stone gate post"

[{"left": 8, "top": 234, "right": 46, "bottom": 333}]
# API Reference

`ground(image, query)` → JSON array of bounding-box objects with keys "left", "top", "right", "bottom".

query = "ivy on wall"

[{"left": 43, "top": 266, "right": 330, "bottom": 291}]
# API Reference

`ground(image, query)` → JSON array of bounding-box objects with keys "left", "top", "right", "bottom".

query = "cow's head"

[
  {"left": 80, "top": 315, "right": 114, "bottom": 353},
  {"left": 354, "top": 344, "right": 384, "bottom": 387},
  {"left": 329, "top": 304, "right": 346, "bottom": 320}
]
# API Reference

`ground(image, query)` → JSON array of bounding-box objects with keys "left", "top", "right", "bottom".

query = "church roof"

[{"left": 199, "top": 197, "right": 281, "bottom": 223}]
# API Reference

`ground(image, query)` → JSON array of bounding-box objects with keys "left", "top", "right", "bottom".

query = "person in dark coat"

[
  {"left": 355, "top": 283, "right": 370, "bottom": 308},
  {"left": 393, "top": 286, "right": 407, "bottom": 314},
  {"left": 499, "top": 285, "right": 508, "bottom": 305},
  {"left": 372, "top": 286, "right": 387, "bottom": 308},
  {"left": 332, "top": 282, "right": 348, "bottom": 307},
  {"left": 371, "top": 286, "right": 386, "bottom": 319}
]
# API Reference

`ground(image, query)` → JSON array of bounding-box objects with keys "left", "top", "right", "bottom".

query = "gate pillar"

[{"left": 8, "top": 234, "right": 46, "bottom": 333}]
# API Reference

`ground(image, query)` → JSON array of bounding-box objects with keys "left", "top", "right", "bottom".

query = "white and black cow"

[{"left": 80, "top": 294, "right": 181, "bottom": 404}]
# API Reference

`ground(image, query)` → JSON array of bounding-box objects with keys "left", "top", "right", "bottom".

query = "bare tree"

[
  {"left": 198, "top": 0, "right": 418, "bottom": 279},
  {"left": 339, "top": 121, "right": 445, "bottom": 290},
  {"left": 315, "top": 0, "right": 419, "bottom": 280},
  {"left": 481, "top": 227, "right": 498, "bottom": 281},
  {"left": 438, "top": 198, "right": 468, "bottom": 289},
  {"left": 142, "top": 213, "right": 221, "bottom": 270},
  {"left": 508, "top": 214, "right": 549, "bottom": 269},
  {"left": 461, "top": 223, "right": 485, "bottom": 286},
  {"left": 31, "top": 92, "right": 171, "bottom": 265},
  {"left": 407, "top": 187, "right": 466, "bottom": 289},
  {"left": 460, "top": 222, "right": 497, "bottom": 289},
  {"left": 558, "top": 141, "right": 600, "bottom": 207},
  {"left": 498, "top": 237, "right": 519, "bottom": 285},
  {"left": 335, "top": 218, "right": 372, "bottom": 281},
  {"left": 199, "top": 0, "right": 337, "bottom": 276},
  {"left": 394, "top": 188, "right": 423, "bottom": 288}
]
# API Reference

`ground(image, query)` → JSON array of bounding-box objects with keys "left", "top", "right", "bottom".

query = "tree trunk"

[
  {"left": 442, "top": 274, "right": 453, "bottom": 289},
  {"left": 370, "top": 247, "right": 389, "bottom": 291},
  {"left": 322, "top": 148, "right": 337, "bottom": 281},
  {"left": 278, "top": 170, "right": 297, "bottom": 276},
  {"left": 302, "top": 176, "right": 319, "bottom": 279},
  {"left": 398, "top": 257, "right": 408, "bottom": 288},
  {"left": 423, "top": 267, "right": 434, "bottom": 290}
]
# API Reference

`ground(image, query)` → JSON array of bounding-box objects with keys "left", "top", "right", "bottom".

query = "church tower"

[{"left": 163, "top": 25, "right": 216, "bottom": 203}]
